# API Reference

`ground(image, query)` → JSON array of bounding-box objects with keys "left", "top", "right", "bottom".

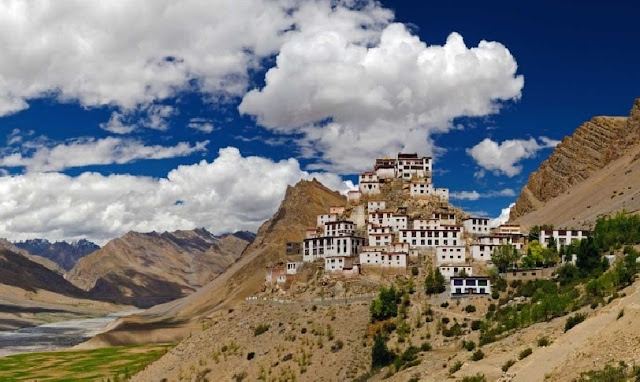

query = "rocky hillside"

[
  {"left": 0, "top": 238, "right": 64, "bottom": 274},
  {"left": 510, "top": 98, "right": 640, "bottom": 222},
  {"left": 66, "top": 229, "right": 254, "bottom": 308},
  {"left": 0, "top": 247, "right": 86, "bottom": 297},
  {"left": 13, "top": 239, "right": 99, "bottom": 271},
  {"left": 86, "top": 179, "right": 347, "bottom": 345}
]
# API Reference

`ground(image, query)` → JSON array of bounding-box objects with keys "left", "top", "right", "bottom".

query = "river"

[{"left": 0, "top": 310, "right": 142, "bottom": 357}]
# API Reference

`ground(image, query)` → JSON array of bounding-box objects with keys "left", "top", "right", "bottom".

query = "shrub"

[
  {"left": 420, "top": 342, "right": 432, "bottom": 352},
  {"left": 471, "top": 349, "right": 484, "bottom": 361},
  {"left": 463, "top": 341, "right": 476, "bottom": 352},
  {"left": 254, "top": 324, "right": 270, "bottom": 336},
  {"left": 488, "top": 303, "right": 497, "bottom": 312},
  {"left": 458, "top": 374, "right": 487, "bottom": 382},
  {"left": 470, "top": 320, "right": 483, "bottom": 331},
  {"left": 441, "top": 301, "right": 449, "bottom": 308},
  {"left": 425, "top": 268, "right": 446, "bottom": 294},
  {"left": 442, "top": 317, "right": 450, "bottom": 324},
  {"left": 370, "top": 286, "right": 401, "bottom": 322},
  {"left": 411, "top": 267, "right": 419, "bottom": 276},
  {"left": 518, "top": 347, "right": 532, "bottom": 360},
  {"left": 465, "top": 305, "right": 476, "bottom": 313},
  {"left": 618, "top": 309, "right": 624, "bottom": 320},
  {"left": 247, "top": 352, "right": 255, "bottom": 360},
  {"left": 331, "top": 340, "right": 344, "bottom": 353},
  {"left": 301, "top": 327, "right": 307, "bottom": 334},
  {"left": 311, "top": 305, "right": 317, "bottom": 311},
  {"left": 449, "top": 361, "right": 463, "bottom": 375},
  {"left": 371, "top": 332, "right": 395, "bottom": 369},
  {"left": 491, "top": 291, "right": 500, "bottom": 300},
  {"left": 564, "top": 313, "right": 586, "bottom": 332},
  {"left": 502, "top": 359, "right": 516, "bottom": 372},
  {"left": 537, "top": 337, "right": 550, "bottom": 347}
]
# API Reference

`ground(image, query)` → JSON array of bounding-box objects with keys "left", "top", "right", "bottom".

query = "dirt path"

[{"left": 511, "top": 283, "right": 639, "bottom": 381}]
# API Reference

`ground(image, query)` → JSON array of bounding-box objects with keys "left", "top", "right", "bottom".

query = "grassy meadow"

[{"left": 0, "top": 344, "right": 172, "bottom": 381}]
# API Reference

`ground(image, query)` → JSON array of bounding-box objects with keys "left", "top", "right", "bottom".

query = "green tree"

[
  {"left": 371, "top": 332, "right": 395, "bottom": 369},
  {"left": 491, "top": 244, "right": 520, "bottom": 273},
  {"left": 370, "top": 286, "right": 400, "bottom": 321},
  {"left": 425, "top": 268, "right": 446, "bottom": 294}
]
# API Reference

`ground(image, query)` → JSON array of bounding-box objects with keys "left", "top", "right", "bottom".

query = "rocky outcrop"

[
  {"left": 510, "top": 98, "right": 640, "bottom": 220},
  {"left": 66, "top": 229, "right": 254, "bottom": 308},
  {"left": 13, "top": 239, "right": 99, "bottom": 271}
]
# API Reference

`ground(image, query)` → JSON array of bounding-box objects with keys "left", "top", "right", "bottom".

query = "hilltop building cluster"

[{"left": 267, "top": 153, "right": 591, "bottom": 298}]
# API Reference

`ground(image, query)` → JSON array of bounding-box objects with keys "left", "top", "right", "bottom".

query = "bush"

[
  {"left": 618, "top": 309, "right": 625, "bottom": 320},
  {"left": 465, "top": 305, "right": 476, "bottom": 313},
  {"left": 518, "top": 347, "right": 532, "bottom": 360},
  {"left": 371, "top": 332, "right": 395, "bottom": 369},
  {"left": 331, "top": 340, "right": 344, "bottom": 353},
  {"left": 471, "top": 349, "right": 484, "bottom": 361},
  {"left": 420, "top": 342, "right": 432, "bottom": 352},
  {"left": 449, "top": 360, "right": 463, "bottom": 375},
  {"left": 458, "top": 374, "right": 487, "bottom": 382},
  {"left": 463, "top": 340, "right": 476, "bottom": 352},
  {"left": 537, "top": 336, "right": 550, "bottom": 347},
  {"left": 564, "top": 313, "right": 586, "bottom": 332},
  {"left": 425, "top": 268, "right": 447, "bottom": 294},
  {"left": 471, "top": 320, "right": 483, "bottom": 331},
  {"left": 411, "top": 267, "right": 419, "bottom": 276},
  {"left": 491, "top": 291, "right": 500, "bottom": 300},
  {"left": 441, "top": 301, "right": 449, "bottom": 308},
  {"left": 254, "top": 324, "right": 270, "bottom": 336},
  {"left": 441, "top": 317, "right": 450, "bottom": 324},
  {"left": 502, "top": 359, "right": 516, "bottom": 372},
  {"left": 370, "top": 286, "right": 401, "bottom": 322},
  {"left": 247, "top": 352, "right": 255, "bottom": 360}
]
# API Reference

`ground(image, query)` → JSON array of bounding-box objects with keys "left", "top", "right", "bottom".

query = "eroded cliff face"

[{"left": 510, "top": 98, "right": 640, "bottom": 221}]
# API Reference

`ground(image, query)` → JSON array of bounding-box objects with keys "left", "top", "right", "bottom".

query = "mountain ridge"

[
  {"left": 66, "top": 228, "right": 254, "bottom": 308},
  {"left": 510, "top": 98, "right": 640, "bottom": 224}
]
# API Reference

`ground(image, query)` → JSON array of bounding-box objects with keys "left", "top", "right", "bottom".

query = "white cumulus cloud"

[
  {"left": 0, "top": 137, "right": 209, "bottom": 172},
  {"left": 467, "top": 136, "right": 559, "bottom": 177},
  {"left": 450, "top": 188, "right": 516, "bottom": 201},
  {"left": 240, "top": 22, "right": 524, "bottom": 172},
  {"left": 0, "top": 0, "right": 391, "bottom": 119},
  {"left": 0, "top": 147, "right": 353, "bottom": 244},
  {"left": 489, "top": 203, "right": 515, "bottom": 228}
]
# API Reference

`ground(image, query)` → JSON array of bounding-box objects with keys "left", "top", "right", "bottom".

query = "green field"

[{"left": 0, "top": 344, "right": 173, "bottom": 381}]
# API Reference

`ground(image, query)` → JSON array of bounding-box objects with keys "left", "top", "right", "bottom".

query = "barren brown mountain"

[
  {"left": 66, "top": 229, "right": 254, "bottom": 308},
  {"left": 85, "top": 179, "right": 346, "bottom": 346},
  {"left": 0, "top": 245, "right": 125, "bottom": 330},
  {"left": 510, "top": 98, "right": 640, "bottom": 228}
]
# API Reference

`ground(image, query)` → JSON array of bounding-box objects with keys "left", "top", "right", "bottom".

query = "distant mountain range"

[
  {"left": 13, "top": 239, "right": 100, "bottom": 271},
  {"left": 66, "top": 229, "right": 256, "bottom": 308}
]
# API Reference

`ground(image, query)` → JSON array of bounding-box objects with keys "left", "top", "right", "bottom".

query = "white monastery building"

[
  {"left": 463, "top": 217, "right": 490, "bottom": 235},
  {"left": 436, "top": 246, "right": 467, "bottom": 265},
  {"left": 450, "top": 276, "right": 491, "bottom": 297},
  {"left": 540, "top": 229, "right": 589, "bottom": 248},
  {"left": 359, "top": 172, "right": 380, "bottom": 195},
  {"left": 438, "top": 265, "right": 473, "bottom": 281},
  {"left": 367, "top": 200, "right": 386, "bottom": 212},
  {"left": 317, "top": 213, "right": 337, "bottom": 227}
]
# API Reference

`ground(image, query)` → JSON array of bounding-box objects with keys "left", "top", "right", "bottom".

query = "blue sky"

[{"left": 0, "top": 0, "right": 638, "bottom": 244}]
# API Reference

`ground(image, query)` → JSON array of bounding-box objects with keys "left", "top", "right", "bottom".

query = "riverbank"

[{"left": 0, "top": 310, "right": 142, "bottom": 357}]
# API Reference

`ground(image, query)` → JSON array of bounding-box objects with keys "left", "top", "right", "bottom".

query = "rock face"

[
  {"left": 13, "top": 239, "right": 99, "bottom": 271},
  {"left": 510, "top": 98, "right": 640, "bottom": 221},
  {"left": 66, "top": 229, "right": 254, "bottom": 308}
]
